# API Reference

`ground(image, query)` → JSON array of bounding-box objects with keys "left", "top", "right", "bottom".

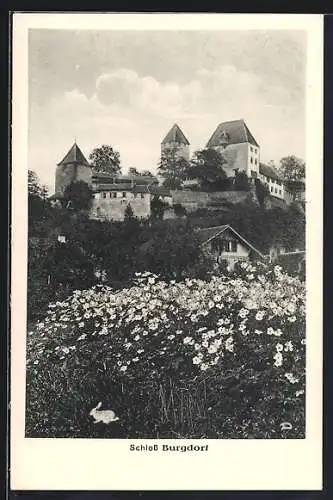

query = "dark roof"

[
  {"left": 162, "top": 123, "right": 190, "bottom": 145},
  {"left": 92, "top": 173, "right": 158, "bottom": 186},
  {"left": 206, "top": 120, "right": 259, "bottom": 148},
  {"left": 57, "top": 142, "right": 90, "bottom": 166},
  {"left": 93, "top": 184, "right": 171, "bottom": 197},
  {"left": 197, "top": 224, "right": 264, "bottom": 258},
  {"left": 259, "top": 163, "right": 281, "bottom": 181}
]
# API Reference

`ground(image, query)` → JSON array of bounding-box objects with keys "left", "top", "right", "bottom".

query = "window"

[
  {"left": 254, "top": 159, "right": 257, "bottom": 165},
  {"left": 274, "top": 187, "right": 277, "bottom": 194},
  {"left": 102, "top": 192, "right": 107, "bottom": 199},
  {"left": 250, "top": 157, "right": 253, "bottom": 163},
  {"left": 270, "top": 186, "right": 273, "bottom": 192},
  {"left": 141, "top": 193, "right": 145, "bottom": 199},
  {"left": 231, "top": 240, "right": 237, "bottom": 252},
  {"left": 250, "top": 146, "right": 253, "bottom": 152},
  {"left": 278, "top": 189, "right": 282, "bottom": 195},
  {"left": 112, "top": 192, "right": 117, "bottom": 198},
  {"left": 122, "top": 192, "right": 126, "bottom": 198},
  {"left": 134, "top": 193, "right": 138, "bottom": 198}
]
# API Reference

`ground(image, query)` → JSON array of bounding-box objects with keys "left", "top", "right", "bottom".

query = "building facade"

[
  {"left": 197, "top": 224, "right": 265, "bottom": 271},
  {"left": 54, "top": 142, "right": 171, "bottom": 221},
  {"left": 258, "top": 163, "right": 285, "bottom": 200},
  {"left": 206, "top": 119, "right": 260, "bottom": 179}
]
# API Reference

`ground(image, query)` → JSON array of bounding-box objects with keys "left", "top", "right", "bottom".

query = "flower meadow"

[{"left": 26, "top": 262, "right": 306, "bottom": 439}]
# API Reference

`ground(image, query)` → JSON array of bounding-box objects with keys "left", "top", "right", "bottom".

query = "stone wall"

[
  {"left": 90, "top": 195, "right": 151, "bottom": 221},
  {"left": 171, "top": 189, "right": 253, "bottom": 212}
]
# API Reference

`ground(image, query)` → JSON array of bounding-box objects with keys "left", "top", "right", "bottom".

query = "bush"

[{"left": 26, "top": 263, "right": 305, "bottom": 439}]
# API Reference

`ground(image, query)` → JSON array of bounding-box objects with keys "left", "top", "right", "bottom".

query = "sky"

[{"left": 28, "top": 29, "right": 306, "bottom": 192}]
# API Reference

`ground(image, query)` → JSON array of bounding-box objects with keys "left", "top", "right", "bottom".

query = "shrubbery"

[{"left": 26, "top": 263, "right": 305, "bottom": 439}]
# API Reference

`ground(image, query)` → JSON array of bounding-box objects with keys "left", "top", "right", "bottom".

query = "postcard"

[{"left": 11, "top": 12, "right": 323, "bottom": 490}]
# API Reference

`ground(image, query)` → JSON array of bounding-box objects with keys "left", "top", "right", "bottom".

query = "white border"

[{"left": 11, "top": 13, "right": 323, "bottom": 491}]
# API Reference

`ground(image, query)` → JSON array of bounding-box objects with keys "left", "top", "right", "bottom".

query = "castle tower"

[
  {"left": 161, "top": 123, "right": 190, "bottom": 161},
  {"left": 55, "top": 142, "right": 92, "bottom": 196}
]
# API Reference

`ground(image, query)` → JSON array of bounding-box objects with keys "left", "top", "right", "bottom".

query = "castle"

[{"left": 52, "top": 120, "right": 304, "bottom": 220}]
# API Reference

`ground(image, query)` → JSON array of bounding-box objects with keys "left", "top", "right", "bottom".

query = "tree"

[
  {"left": 28, "top": 170, "right": 42, "bottom": 197},
  {"left": 150, "top": 195, "right": 167, "bottom": 220},
  {"left": 278, "top": 156, "right": 305, "bottom": 182},
  {"left": 28, "top": 170, "right": 50, "bottom": 223},
  {"left": 234, "top": 171, "right": 250, "bottom": 191},
  {"left": 63, "top": 181, "right": 93, "bottom": 212},
  {"left": 141, "top": 170, "right": 155, "bottom": 177},
  {"left": 89, "top": 145, "right": 121, "bottom": 176},
  {"left": 255, "top": 178, "right": 270, "bottom": 209},
  {"left": 188, "top": 148, "right": 227, "bottom": 191},
  {"left": 158, "top": 147, "right": 190, "bottom": 189},
  {"left": 124, "top": 203, "right": 134, "bottom": 220},
  {"left": 128, "top": 167, "right": 140, "bottom": 176}
]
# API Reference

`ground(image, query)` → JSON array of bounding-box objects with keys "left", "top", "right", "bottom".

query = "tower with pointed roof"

[
  {"left": 206, "top": 119, "right": 260, "bottom": 179},
  {"left": 55, "top": 142, "right": 92, "bottom": 196},
  {"left": 161, "top": 123, "right": 190, "bottom": 161}
]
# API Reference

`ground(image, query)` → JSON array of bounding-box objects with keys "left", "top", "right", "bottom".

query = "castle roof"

[
  {"left": 161, "top": 123, "right": 190, "bottom": 145},
  {"left": 206, "top": 120, "right": 259, "bottom": 148},
  {"left": 57, "top": 142, "right": 90, "bottom": 166}
]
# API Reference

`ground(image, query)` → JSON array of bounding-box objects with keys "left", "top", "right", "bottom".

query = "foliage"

[
  {"left": 234, "top": 171, "right": 251, "bottom": 191},
  {"left": 26, "top": 265, "right": 305, "bottom": 438},
  {"left": 124, "top": 203, "right": 134, "bottom": 220},
  {"left": 28, "top": 170, "right": 50, "bottom": 222},
  {"left": 158, "top": 147, "right": 190, "bottom": 189},
  {"left": 150, "top": 196, "right": 168, "bottom": 220},
  {"left": 255, "top": 178, "right": 270, "bottom": 208},
  {"left": 173, "top": 203, "right": 187, "bottom": 217},
  {"left": 278, "top": 156, "right": 305, "bottom": 182},
  {"left": 63, "top": 181, "right": 93, "bottom": 212},
  {"left": 89, "top": 145, "right": 121, "bottom": 176},
  {"left": 188, "top": 148, "right": 227, "bottom": 191}
]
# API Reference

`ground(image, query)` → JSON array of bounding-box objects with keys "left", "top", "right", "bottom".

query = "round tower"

[{"left": 55, "top": 142, "right": 92, "bottom": 196}]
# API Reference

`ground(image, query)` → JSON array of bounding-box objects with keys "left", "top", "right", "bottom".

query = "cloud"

[{"left": 29, "top": 64, "right": 305, "bottom": 192}]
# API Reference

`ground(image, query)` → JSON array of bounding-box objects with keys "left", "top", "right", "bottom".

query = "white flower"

[
  {"left": 183, "top": 336, "right": 193, "bottom": 345},
  {"left": 296, "top": 389, "right": 304, "bottom": 397},
  {"left": 134, "top": 335, "right": 140, "bottom": 341},
  {"left": 285, "top": 372, "right": 299, "bottom": 384},
  {"left": 167, "top": 334, "right": 175, "bottom": 340},
  {"left": 132, "top": 357, "right": 139, "bottom": 362},
  {"left": 202, "top": 340, "right": 209, "bottom": 348},
  {"left": 239, "top": 308, "right": 249, "bottom": 318},
  {"left": 273, "top": 352, "right": 283, "bottom": 367},
  {"left": 301, "top": 338, "right": 306, "bottom": 345},
  {"left": 192, "top": 356, "right": 202, "bottom": 365},
  {"left": 208, "top": 301, "right": 215, "bottom": 309},
  {"left": 208, "top": 345, "right": 218, "bottom": 354},
  {"left": 255, "top": 329, "right": 262, "bottom": 335},
  {"left": 200, "top": 363, "right": 209, "bottom": 371},
  {"left": 120, "top": 365, "right": 128, "bottom": 372},
  {"left": 267, "top": 327, "right": 274, "bottom": 336},
  {"left": 255, "top": 311, "right": 265, "bottom": 321},
  {"left": 288, "top": 315, "right": 297, "bottom": 323},
  {"left": 284, "top": 341, "right": 294, "bottom": 352},
  {"left": 276, "top": 343, "right": 283, "bottom": 352},
  {"left": 273, "top": 329, "right": 283, "bottom": 337},
  {"left": 137, "top": 349, "right": 144, "bottom": 354},
  {"left": 78, "top": 322, "right": 84, "bottom": 328}
]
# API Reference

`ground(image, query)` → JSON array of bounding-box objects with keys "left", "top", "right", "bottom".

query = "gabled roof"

[
  {"left": 197, "top": 224, "right": 264, "bottom": 258},
  {"left": 57, "top": 142, "right": 90, "bottom": 166},
  {"left": 259, "top": 163, "right": 281, "bottom": 181},
  {"left": 162, "top": 123, "right": 190, "bottom": 145},
  {"left": 206, "top": 120, "right": 259, "bottom": 148}
]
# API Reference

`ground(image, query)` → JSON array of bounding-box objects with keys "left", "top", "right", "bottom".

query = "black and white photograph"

[{"left": 11, "top": 13, "right": 323, "bottom": 491}]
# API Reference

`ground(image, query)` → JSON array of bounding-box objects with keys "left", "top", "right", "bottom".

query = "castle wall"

[
  {"left": 55, "top": 163, "right": 92, "bottom": 195},
  {"left": 90, "top": 192, "right": 151, "bottom": 221},
  {"left": 171, "top": 190, "right": 252, "bottom": 212}
]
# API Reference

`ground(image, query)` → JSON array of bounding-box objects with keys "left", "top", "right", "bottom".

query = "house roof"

[
  {"left": 197, "top": 224, "right": 265, "bottom": 258},
  {"left": 206, "top": 120, "right": 259, "bottom": 148},
  {"left": 259, "top": 163, "right": 281, "bottom": 181},
  {"left": 57, "top": 142, "right": 90, "bottom": 166},
  {"left": 161, "top": 123, "right": 190, "bottom": 145}
]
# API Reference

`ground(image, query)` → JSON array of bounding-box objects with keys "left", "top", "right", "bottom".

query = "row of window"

[
  {"left": 211, "top": 239, "right": 238, "bottom": 253},
  {"left": 250, "top": 157, "right": 258, "bottom": 165},
  {"left": 262, "top": 176, "right": 282, "bottom": 186},
  {"left": 250, "top": 146, "right": 258, "bottom": 154},
  {"left": 270, "top": 185, "right": 282, "bottom": 196},
  {"left": 95, "top": 192, "right": 146, "bottom": 199}
]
